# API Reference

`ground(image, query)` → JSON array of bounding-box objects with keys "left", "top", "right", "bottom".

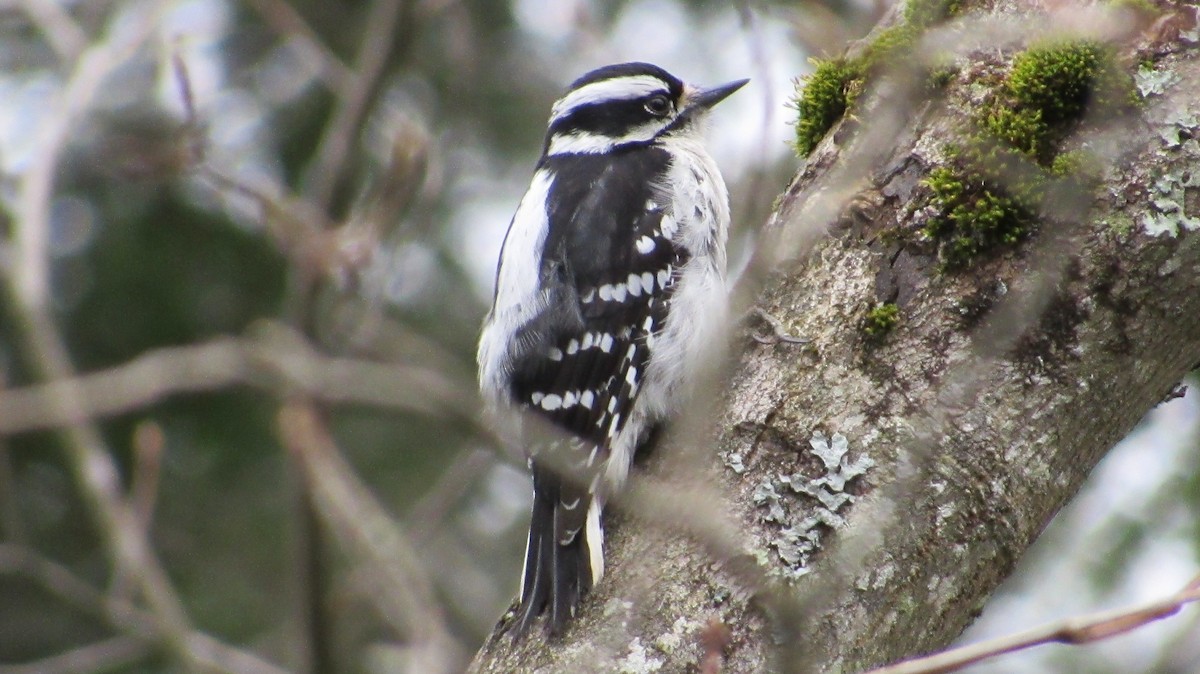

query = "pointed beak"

[{"left": 688, "top": 78, "right": 749, "bottom": 111}]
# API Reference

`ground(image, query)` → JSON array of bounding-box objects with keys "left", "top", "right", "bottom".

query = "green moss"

[
  {"left": 862, "top": 303, "right": 901, "bottom": 341},
  {"left": 792, "top": 0, "right": 968, "bottom": 157},
  {"left": 983, "top": 107, "right": 1045, "bottom": 158},
  {"left": 1050, "top": 149, "right": 1099, "bottom": 179},
  {"left": 927, "top": 64, "right": 959, "bottom": 91},
  {"left": 904, "top": 0, "right": 962, "bottom": 27},
  {"left": 923, "top": 167, "right": 1031, "bottom": 270},
  {"left": 863, "top": 24, "right": 920, "bottom": 64},
  {"left": 1107, "top": 0, "right": 1160, "bottom": 18},
  {"left": 988, "top": 40, "right": 1136, "bottom": 161},
  {"left": 921, "top": 40, "right": 1135, "bottom": 269},
  {"left": 1009, "top": 42, "right": 1106, "bottom": 123},
  {"left": 794, "top": 58, "right": 865, "bottom": 156}
]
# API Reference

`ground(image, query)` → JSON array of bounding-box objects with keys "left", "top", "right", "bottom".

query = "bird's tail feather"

[{"left": 514, "top": 474, "right": 603, "bottom": 637}]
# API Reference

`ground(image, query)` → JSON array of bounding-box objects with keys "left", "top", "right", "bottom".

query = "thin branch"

[
  {"left": 129, "top": 420, "right": 165, "bottom": 533},
  {"left": 864, "top": 574, "right": 1200, "bottom": 674},
  {"left": 405, "top": 449, "right": 492, "bottom": 543},
  {"left": 242, "top": 0, "right": 356, "bottom": 94},
  {"left": 0, "top": 636, "right": 148, "bottom": 674},
  {"left": 0, "top": 366, "right": 25, "bottom": 541},
  {"left": 18, "top": 0, "right": 87, "bottom": 62},
  {"left": 303, "top": 0, "right": 407, "bottom": 210},
  {"left": 276, "top": 401, "right": 463, "bottom": 672},
  {"left": 0, "top": 544, "right": 292, "bottom": 674},
  {"left": 108, "top": 420, "right": 166, "bottom": 601},
  {"left": 0, "top": 327, "right": 473, "bottom": 436},
  {"left": 4, "top": 304, "right": 201, "bottom": 670},
  {"left": 13, "top": 1, "right": 160, "bottom": 309}
]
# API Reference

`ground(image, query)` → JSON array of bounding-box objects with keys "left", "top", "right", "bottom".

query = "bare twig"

[
  {"left": 4, "top": 304, "right": 201, "bottom": 670},
  {"left": 0, "top": 326, "right": 473, "bottom": 436},
  {"left": 13, "top": 1, "right": 160, "bottom": 309},
  {"left": 0, "top": 636, "right": 148, "bottom": 674},
  {"left": 0, "top": 441, "right": 23, "bottom": 542},
  {"left": 0, "top": 544, "right": 291, "bottom": 674},
  {"left": 864, "top": 574, "right": 1200, "bottom": 674},
  {"left": 129, "top": 420, "right": 165, "bottom": 531},
  {"left": 242, "top": 0, "right": 356, "bottom": 94},
  {"left": 107, "top": 420, "right": 166, "bottom": 601},
  {"left": 276, "top": 401, "right": 462, "bottom": 673},
  {"left": 303, "top": 0, "right": 408, "bottom": 210},
  {"left": 0, "top": 367, "right": 25, "bottom": 542},
  {"left": 18, "top": 0, "right": 87, "bottom": 62},
  {"left": 406, "top": 448, "right": 493, "bottom": 543}
]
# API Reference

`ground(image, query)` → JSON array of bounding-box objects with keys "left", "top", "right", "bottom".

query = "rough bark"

[{"left": 468, "top": 3, "right": 1200, "bottom": 672}]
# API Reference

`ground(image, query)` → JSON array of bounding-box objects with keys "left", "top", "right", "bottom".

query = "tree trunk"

[{"left": 468, "top": 2, "right": 1200, "bottom": 672}]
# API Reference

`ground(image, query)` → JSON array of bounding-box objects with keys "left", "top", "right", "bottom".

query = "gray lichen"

[
  {"left": 617, "top": 638, "right": 664, "bottom": 673},
  {"left": 752, "top": 431, "right": 875, "bottom": 579},
  {"left": 1135, "top": 65, "right": 1178, "bottom": 98},
  {"left": 1142, "top": 171, "right": 1200, "bottom": 236}
]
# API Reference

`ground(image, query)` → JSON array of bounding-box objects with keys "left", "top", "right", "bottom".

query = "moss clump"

[
  {"left": 1107, "top": 0, "right": 1160, "bottom": 19},
  {"left": 862, "top": 303, "right": 901, "bottom": 341},
  {"left": 927, "top": 64, "right": 959, "bottom": 91},
  {"left": 793, "top": 0, "right": 964, "bottom": 157},
  {"left": 923, "top": 167, "right": 1031, "bottom": 269},
  {"left": 984, "top": 40, "right": 1136, "bottom": 162},
  {"left": 904, "top": 0, "right": 962, "bottom": 28},
  {"left": 794, "top": 58, "right": 865, "bottom": 156},
  {"left": 921, "top": 40, "right": 1135, "bottom": 269}
]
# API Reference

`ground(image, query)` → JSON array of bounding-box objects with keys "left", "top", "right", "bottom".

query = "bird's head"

[{"left": 543, "top": 62, "right": 747, "bottom": 157}]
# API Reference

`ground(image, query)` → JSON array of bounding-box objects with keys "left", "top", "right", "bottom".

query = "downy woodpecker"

[{"left": 477, "top": 62, "right": 745, "bottom": 636}]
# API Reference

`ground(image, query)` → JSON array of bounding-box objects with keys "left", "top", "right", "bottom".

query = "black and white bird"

[{"left": 477, "top": 62, "right": 745, "bottom": 636}]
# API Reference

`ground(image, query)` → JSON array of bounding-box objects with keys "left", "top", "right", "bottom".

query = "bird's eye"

[{"left": 644, "top": 95, "right": 672, "bottom": 117}]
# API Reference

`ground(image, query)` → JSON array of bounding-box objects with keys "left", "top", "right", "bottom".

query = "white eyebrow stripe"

[{"left": 550, "top": 75, "right": 669, "bottom": 122}]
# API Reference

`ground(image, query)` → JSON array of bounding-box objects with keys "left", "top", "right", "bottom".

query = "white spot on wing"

[
  {"left": 541, "top": 394, "right": 563, "bottom": 411},
  {"left": 548, "top": 347, "right": 563, "bottom": 361},
  {"left": 599, "top": 284, "right": 613, "bottom": 302},
  {"left": 567, "top": 339, "right": 580, "bottom": 355},
  {"left": 641, "top": 271, "right": 655, "bottom": 292},
  {"left": 580, "top": 390, "right": 595, "bottom": 408},
  {"left": 635, "top": 236, "right": 656, "bottom": 254},
  {"left": 627, "top": 273, "right": 642, "bottom": 297},
  {"left": 599, "top": 333, "right": 614, "bottom": 353},
  {"left": 581, "top": 287, "right": 595, "bottom": 303}
]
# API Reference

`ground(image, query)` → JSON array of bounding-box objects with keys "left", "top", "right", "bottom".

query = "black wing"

[{"left": 508, "top": 148, "right": 686, "bottom": 635}]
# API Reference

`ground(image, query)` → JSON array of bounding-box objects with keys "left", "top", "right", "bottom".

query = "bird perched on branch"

[{"left": 478, "top": 62, "right": 745, "bottom": 636}]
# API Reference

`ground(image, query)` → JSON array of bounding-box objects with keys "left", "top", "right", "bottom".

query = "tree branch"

[
  {"left": 0, "top": 544, "right": 291, "bottom": 674},
  {"left": 276, "top": 401, "right": 464, "bottom": 672},
  {"left": 865, "top": 574, "right": 1200, "bottom": 674},
  {"left": 0, "top": 325, "right": 474, "bottom": 436}
]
